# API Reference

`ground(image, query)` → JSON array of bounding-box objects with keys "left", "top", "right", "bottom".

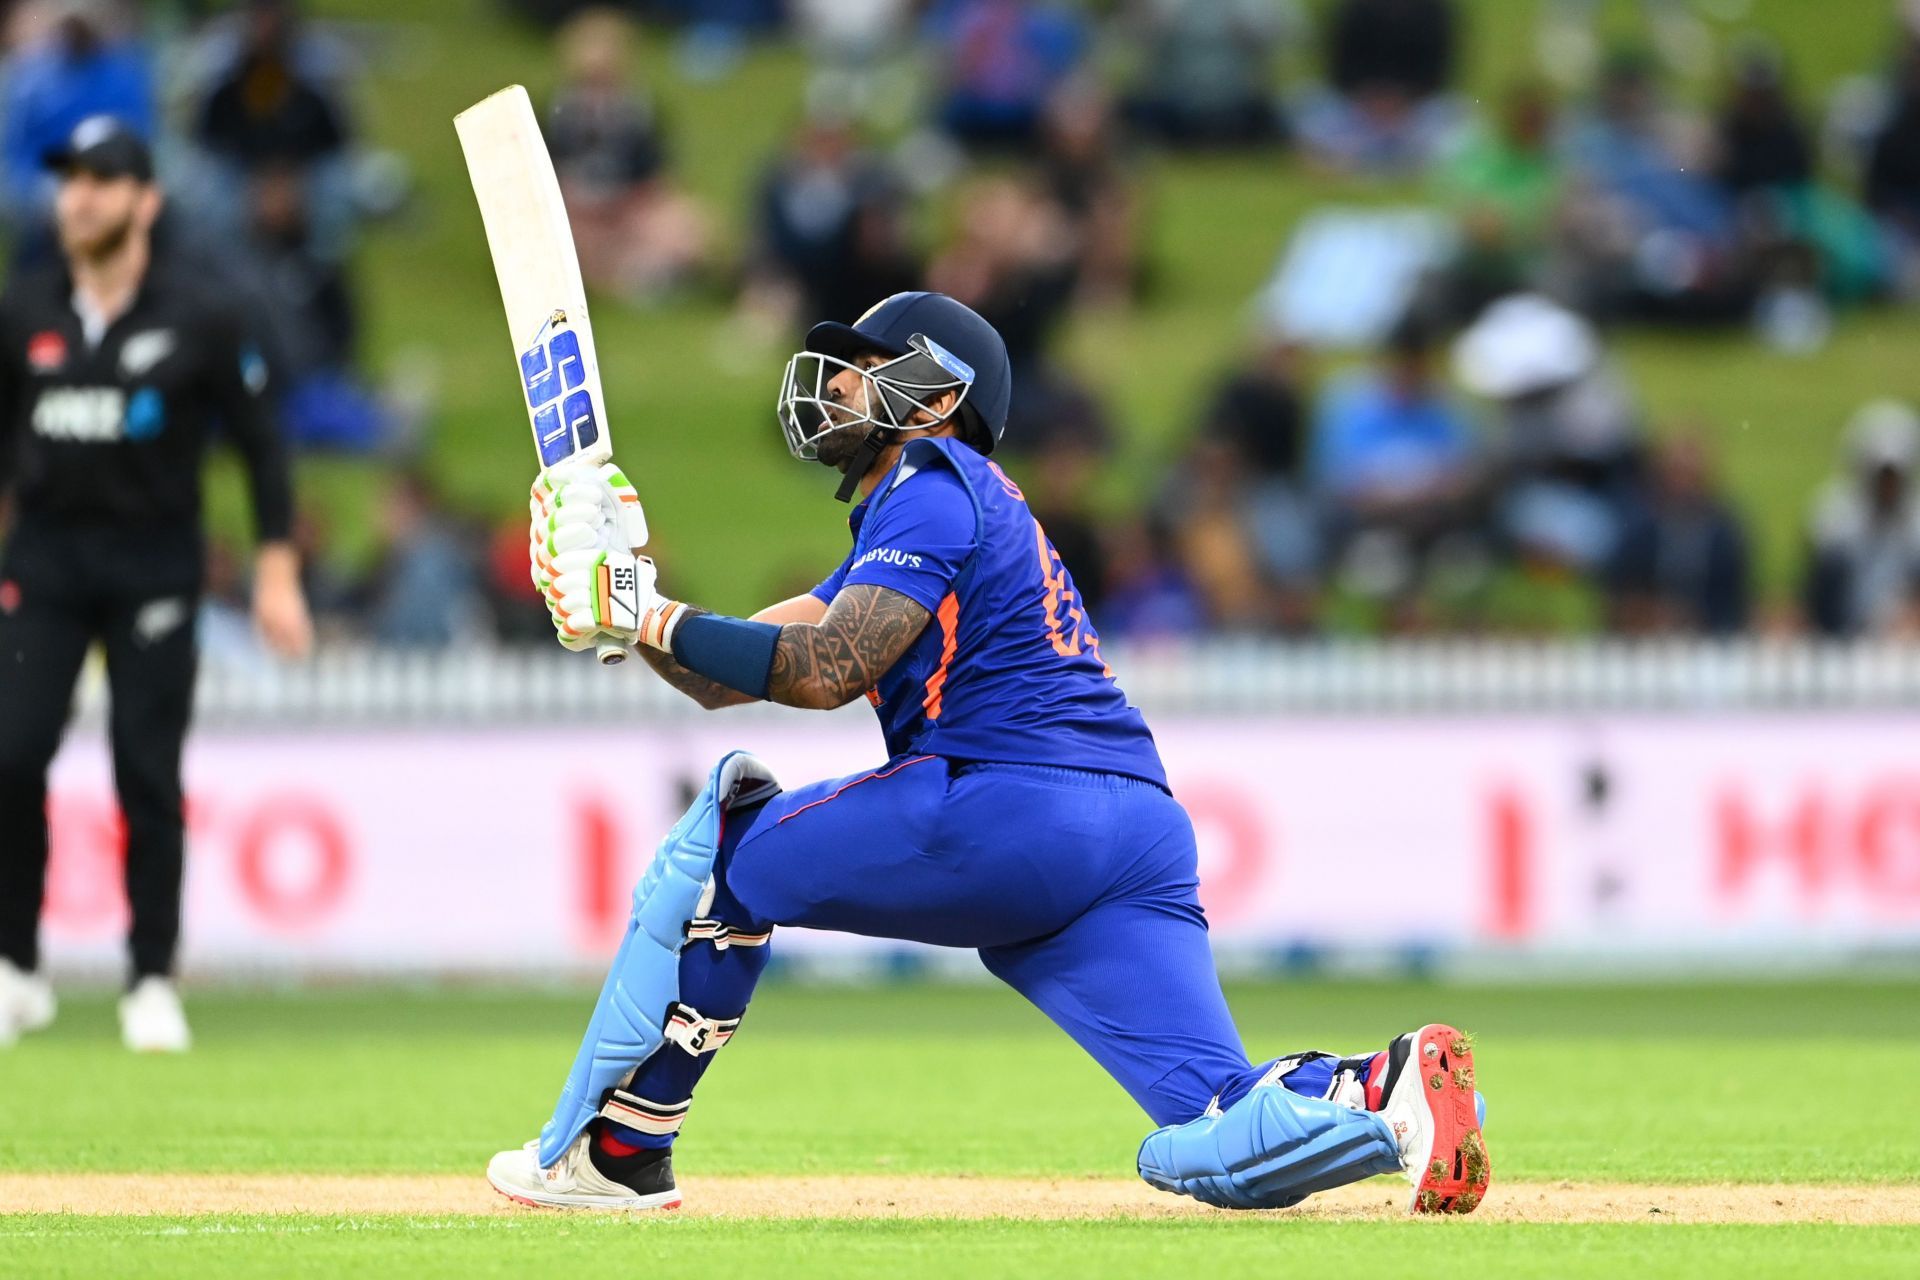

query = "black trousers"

[{"left": 0, "top": 518, "right": 202, "bottom": 981}]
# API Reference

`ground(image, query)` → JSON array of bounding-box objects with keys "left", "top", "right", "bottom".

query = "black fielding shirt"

[{"left": 0, "top": 259, "right": 292, "bottom": 543}]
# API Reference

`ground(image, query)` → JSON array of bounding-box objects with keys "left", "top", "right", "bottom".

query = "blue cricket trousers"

[{"left": 623, "top": 755, "right": 1263, "bottom": 1132}]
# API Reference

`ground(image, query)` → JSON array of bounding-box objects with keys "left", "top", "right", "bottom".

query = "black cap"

[{"left": 44, "top": 115, "right": 153, "bottom": 183}]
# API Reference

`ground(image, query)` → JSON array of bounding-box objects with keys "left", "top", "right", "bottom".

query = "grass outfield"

[{"left": 2, "top": 979, "right": 1918, "bottom": 1276}]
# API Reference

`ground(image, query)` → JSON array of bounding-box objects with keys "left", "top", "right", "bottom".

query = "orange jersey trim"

[{"left": 921, "top": 592, "right": 961, "bottom": 721}]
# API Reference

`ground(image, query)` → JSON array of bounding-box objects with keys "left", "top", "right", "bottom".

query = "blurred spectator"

[
  {"left": 1865, "top": 39, "right": 1920, "bottom": 246},
  {"left": 1714, "top": 49, "right": 1812, "bottom": 195},
  {"left": 1, "top": 1, "right": 153, "bottom": 226},
  {"left": 1440, "top": 83, "right": 1561, "bottom": 246},
  {"left": 1024, "top": 440, "right": 1108, "bottom": 614},
  {"left": 1099, "top": 517, "right": 1208, "bottom": 639},
  {"left": 1536, "top": 0, "right": 1715, "bottom": 92},
  {"left": 928, "top": 176, "right": 1082, "bottom": 444},
  {"left": 247, "top": 165, "right": 351, "bottom": 370},
  {"left": 1008, "top": 366, "right": 1116, "bottom": 458},
  {"left": 290, "top": 509, "right": 360, "bottom": 639},
  {"left": 1296, "top": 0, "right": 1463, "bottom": 173},
  {"left": 791, "top": 0, "right": 918, "bottom": 129},
  {"left": 238, "top": 163, "right": 388, "bottom": 451},
  {"left": 197, "top": 542, "right": 273, "bottom": 671},
  {"left": 1433, "top": 82, "right": 1563, "bottom": 318},
  {"left": 1454, "top": 293, "right": 1644, "bottom": 572},
  {"left": 196, "top": 1, "right": 346, "bottom": 174},
  {"left": 925, "top": 0, "right": 1088, "bottom": 151},
  {"left": 1803, "top": 400, "right": 1920, "bottom": 638},
  {"left": 1606, "top": 432, "right": 1750, "bottom": 636},
  {"left": 1709, "top": 48, "right": 1888, "bottom": 342},
  {"left": 1194, "top": 333, "right": 1319, "bottom": 606},
  {"left": 1037, "top": 82, "right": 1140, "bottom": 307},
  {"left": 1197, "top": 332, "right": 1307, "bottom": 481},
  {"left": 1121, "top": 0, "right": 1294, "bottom": 148},
  {"left": 189, "top": 0, "right": 359, "bottom": 257},
  {"left": 485, "top": 514, "right": 558, "bottom": 645},
  {"left": 1171, "top": 437, "right": 1292, "bottom": 631},
  {"left": 746, "top": 110, "right": 918, "bottom": 328},
  {"left": 545, "top": 7, "right": 709, "bottom": 300},
  {"left": 367, "top": 473, "right": 488, "bottom": 649},
  {"left": 1312, "top": 313, "right": 1482, "bottom": 621},
  {"left": 1558, "top": 51, "right": 1743, "bottom": 320}
]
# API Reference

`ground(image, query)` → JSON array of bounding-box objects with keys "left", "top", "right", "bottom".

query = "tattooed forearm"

[
  {"left": 767, "top": 584, "right": 931, "bottom": 710},
  {"left": 637, "top": 641, "right": 755, "bottom": 710}
]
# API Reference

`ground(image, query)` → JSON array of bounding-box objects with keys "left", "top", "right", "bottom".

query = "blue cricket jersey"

[{"left": 810, "top": 437, "right": 1167, "bottom": 788}]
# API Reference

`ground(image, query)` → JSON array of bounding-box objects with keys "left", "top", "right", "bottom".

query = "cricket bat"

[{"left": 455, "top": 84, "right": 645, "bottom": 666}]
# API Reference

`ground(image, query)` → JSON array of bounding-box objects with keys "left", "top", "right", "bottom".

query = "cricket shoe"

[
  {"left": 1376, "top": 1023, "right": 1491, "bottom": 1215},
  {"left": 0, "top": 959, "right": 57, "bottom": 1047},
  {"left": 488, "top": 1134, "right": 681, "bottom": 1211},
  {"left": 119, "top": 977, "right": 191, "bottom": 1053}
]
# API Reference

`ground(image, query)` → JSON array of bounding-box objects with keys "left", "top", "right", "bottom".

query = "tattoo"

[
  {"left": 637, "top": 641, "right": 753, "bottom": 710},
  {"left": 767, "top": 583, "right": 930, "bottom": 710}
]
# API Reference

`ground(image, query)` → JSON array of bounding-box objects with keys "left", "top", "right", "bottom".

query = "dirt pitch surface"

[{"left": 4, "top": 1175, "right": 1918, "bottom": 1224}]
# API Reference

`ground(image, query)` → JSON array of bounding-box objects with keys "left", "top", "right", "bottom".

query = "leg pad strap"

[
  {"left": 600, "top": 1089, "right": 691, "bottom": 1137},
  {"left": 663, "top": 1001, "right": 741, "bottom": 1055},
  {"left": 687, "top": 918, "right": 771, "bottom": 951}
]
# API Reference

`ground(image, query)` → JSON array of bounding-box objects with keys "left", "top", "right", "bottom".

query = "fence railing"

[{"left": 59, "top": 638, "right": 1920, "bottom": 725}]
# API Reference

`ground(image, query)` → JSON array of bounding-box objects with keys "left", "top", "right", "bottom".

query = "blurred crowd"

[
  {"left": 12, "top": 0, "right": 1920, "bottom": 650},
  {"left": 1, "top": 0, "right": 409, "bottom": 454}
]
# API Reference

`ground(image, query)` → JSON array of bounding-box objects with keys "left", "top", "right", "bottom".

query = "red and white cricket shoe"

[{"left": 1375, "top": 1023, "right": 1491, "bottom": 1214}]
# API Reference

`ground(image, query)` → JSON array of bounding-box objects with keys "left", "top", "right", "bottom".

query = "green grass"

[
  {"left": 6, "top": 980, "right": 1919, "bottom": 1181},
  {"left": 184, "top": 0, "right": 1920, "bottom": 617},
  {"left": 2, "top": 981, "right": 1917, "bottom": 1276},
  {"left": 0, "top": 982, "right": 1912, "bottom": 1274},
  {"left": 9, "top": 1219, "right": 1920, "bottom": 1280}
]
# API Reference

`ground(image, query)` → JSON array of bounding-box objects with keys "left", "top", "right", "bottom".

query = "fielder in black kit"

[{"left": 0, "top": 118, "right": 311, "bottom": 1053}]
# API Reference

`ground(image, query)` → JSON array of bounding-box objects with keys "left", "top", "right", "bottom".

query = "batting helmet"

[{"left": 803, "top": 291, "right": 1012, "bottom": 454}]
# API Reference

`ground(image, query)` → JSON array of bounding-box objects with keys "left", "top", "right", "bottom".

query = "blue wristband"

[{"left": 669, "top": 612, "right": 782, "bottom": 700}]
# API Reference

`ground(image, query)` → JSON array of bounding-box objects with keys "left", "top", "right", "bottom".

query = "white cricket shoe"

[
  {"left": 487, "top": 1135, "right": 681, "bottom": 1211},
  {"left": 1375, "top": 1022, "right": 1491, "bottom": 1214},
  {"left": 0, "top": 959, "right": 57, "bottom": 1046},
  {"left": 119, "top": 977, "right": 191, "bottom": 1053}
]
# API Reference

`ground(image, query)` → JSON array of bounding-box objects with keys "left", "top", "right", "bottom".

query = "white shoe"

[
  {"left": 119, "top": 977, "right": 191, "bottom": 1053},
  {"left": 0, "top": 959, "right": 57, "bottom": 1046},
  {"left": 1376, "top": 1023, "right": 1491, "bottom": 1214},
  {"left": 487, "top": 1135, "right": 681, "bottom": 1211}
]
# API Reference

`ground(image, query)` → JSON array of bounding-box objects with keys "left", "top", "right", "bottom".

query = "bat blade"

[{"left": 457, "top": 84, "right": 641, "bottom": 665}]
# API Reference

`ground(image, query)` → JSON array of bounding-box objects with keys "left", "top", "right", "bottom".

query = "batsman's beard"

[{"left": 813, "top": 421, "right": 875, "bottom": 472}]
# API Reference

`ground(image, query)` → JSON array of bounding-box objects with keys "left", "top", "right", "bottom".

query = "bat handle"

[{"left": 597, "top": 639, "right": 631, "bottom": 666}]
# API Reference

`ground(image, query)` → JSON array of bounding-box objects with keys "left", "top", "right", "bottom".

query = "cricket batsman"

[{"left": 487, "top": 292, "right": 1491, "bottom": 1215}]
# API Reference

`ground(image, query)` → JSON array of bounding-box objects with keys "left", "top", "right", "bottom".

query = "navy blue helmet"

[{"left": 803, "top": 291, "right": 1011, "bottom": 454}]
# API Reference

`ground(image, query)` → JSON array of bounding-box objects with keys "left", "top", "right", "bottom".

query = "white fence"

[
  {"left": 41, "top": 640, "right": 1920, "bottom": 978},
  {"left": 95, "top": 638, "right": 1920, "bottom": 725}
]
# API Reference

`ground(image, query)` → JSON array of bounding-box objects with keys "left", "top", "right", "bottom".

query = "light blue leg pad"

[
  {"left": 538, "top": 751, "right": 779, "bottom": 1167},
  {"left": 1137, "top": 1086, "right": 1403, "bottom": 1210}
]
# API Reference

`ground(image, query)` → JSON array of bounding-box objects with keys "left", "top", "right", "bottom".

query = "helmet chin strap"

[{"left": 833, "top": 426, "right": 892, "bottom": 503}]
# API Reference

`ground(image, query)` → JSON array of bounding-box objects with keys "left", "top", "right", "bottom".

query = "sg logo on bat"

[{"left": 520, "top": 312, "right": 599, "bottom": 467}]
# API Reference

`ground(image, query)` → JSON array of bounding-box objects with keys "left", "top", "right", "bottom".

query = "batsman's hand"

[
  {"left": 529, "top": 461, "right": 665, "bottom": 651},
  {"left": 547, "top": 544, "right": 659, "bottom": 648}
]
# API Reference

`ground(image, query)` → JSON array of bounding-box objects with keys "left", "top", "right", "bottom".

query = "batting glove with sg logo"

[{"left": 530, "top": 461, "right": 657, "bottom": 650}]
